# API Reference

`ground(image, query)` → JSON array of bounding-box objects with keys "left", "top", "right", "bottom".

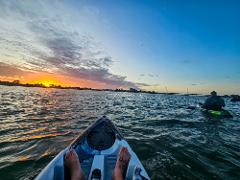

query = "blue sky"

[{"left": 0, "top": 0, "right": 239, "bottom": 94}]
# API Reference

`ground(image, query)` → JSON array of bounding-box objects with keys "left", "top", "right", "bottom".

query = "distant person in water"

[
  {"left": 202, "top": 91, "right": 225, "bottom": 110},
  {"left": 65, "top": 147, "right": 131, "bottom": 180}
]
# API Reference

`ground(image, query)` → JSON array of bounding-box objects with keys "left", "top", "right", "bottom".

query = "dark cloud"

[
  {"left": 30, "top": 26, "right": 137, "bottom": 87},
  {"left": 61, "top": 66, "right": 135, "bottom": 87},
  {"left": 0, "top": 62, "right": 32, "bottom": 77},
  {"left": 0, "top": 5, "right": 137, "bottom": 88}
]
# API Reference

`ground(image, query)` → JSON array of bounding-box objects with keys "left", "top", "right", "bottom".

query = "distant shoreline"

[
  {"left": 0, "top": 80, "right": 176, "bottom": 95},
  {"left": 0, "top": 80, "right": 238, "bottom": 97}
]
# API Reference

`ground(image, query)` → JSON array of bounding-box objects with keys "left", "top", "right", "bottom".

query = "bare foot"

[
  {"left": 112, "top": 147, "right": 131, "bottom": 180},
  {"left": 65, "top": 149, "right": 85, "bottom": 180}
]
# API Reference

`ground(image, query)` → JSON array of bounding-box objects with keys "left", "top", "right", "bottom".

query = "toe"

[
  {"left": 72, "top": 149, "right": 78, "bottom": 157},
  {"left": 69, "top": 149, "right": 74, "bottom": 156},
  {"left": 65, "top": 151, "right": 70, "bottom": 160},
  {"left": 123, "top": 155, "right": 129, "bottom": 162},
  {"left": 123, "top": 150, "right": 131, "bottom": 162}
]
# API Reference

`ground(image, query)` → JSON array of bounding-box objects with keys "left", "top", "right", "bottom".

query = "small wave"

[
  {"left": 9, "top": 131, "right": 70, "bottom": 142},
  {"left": 0, "top": 87, "right": 240, "bottom": 180}
]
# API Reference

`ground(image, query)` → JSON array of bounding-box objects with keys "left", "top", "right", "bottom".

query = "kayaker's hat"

[{"left": 211, "top": 91, "right": 217, "bottom": 96}]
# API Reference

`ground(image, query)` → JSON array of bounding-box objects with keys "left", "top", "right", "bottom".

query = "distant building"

[{"left": 129, "top": 88, "right": 138, "bottom": 92}]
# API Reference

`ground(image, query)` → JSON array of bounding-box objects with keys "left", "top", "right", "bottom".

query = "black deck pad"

[{"left": 87, "top": 122, "right": 116, "bottom": 150}]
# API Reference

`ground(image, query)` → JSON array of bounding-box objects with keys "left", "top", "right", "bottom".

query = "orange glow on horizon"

[
  {"left": 23, "top": 73, "right": 107, "bottom": 89},
  {"left": 28, "top": 74, "right": 63, "bottom": 87},
  {"left": 31, "top": 79, "right": 60, "bottom": 87},
  {"left": 0, "top": 72, "right": 128, "bottom": 90},
  {"left": 38, "top": 80, "right": 55, "bottom": 87}
]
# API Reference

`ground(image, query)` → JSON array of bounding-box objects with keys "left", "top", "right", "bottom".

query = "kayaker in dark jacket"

[{"left": 202, "top": 91, "right": 225, "bottom": 110}]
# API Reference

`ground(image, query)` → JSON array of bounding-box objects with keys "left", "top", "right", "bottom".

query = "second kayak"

[{"left": 201, "top": 108, "right": 233, "bottom": 118}]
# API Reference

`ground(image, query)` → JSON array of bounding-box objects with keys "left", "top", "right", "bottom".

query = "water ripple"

[{"left": 0, "top": 85, "right": 240, "bottom": 180}]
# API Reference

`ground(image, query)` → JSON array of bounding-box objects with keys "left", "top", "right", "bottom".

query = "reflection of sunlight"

[
  {"left": 17, "top": 155, "right": 30, "bottom": 161},
  {"left": 40, "top": 151, "right": 54, "bottom": 158},
  {"left": 13, "top": 132, "right": 70, "bottom": 141},
  {"left": 22, "top": 127, "right": 48, "bottom": 135}
]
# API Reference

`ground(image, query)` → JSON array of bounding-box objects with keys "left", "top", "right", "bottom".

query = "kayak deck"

[
  {"left": 36, "top": 116, "right": 150, "bottom": 180},
  {"left": 201, "top": 108, "right": 233, "bottom": 118}
]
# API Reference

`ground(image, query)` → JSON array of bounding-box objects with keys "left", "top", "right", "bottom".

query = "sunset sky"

[{"left": 0, "top": 0, "right": 239, "bottom": 94}]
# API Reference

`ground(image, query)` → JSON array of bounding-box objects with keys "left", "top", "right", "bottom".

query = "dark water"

[{"left": 0, "top": 85, "right": 240, "bottom": 180}]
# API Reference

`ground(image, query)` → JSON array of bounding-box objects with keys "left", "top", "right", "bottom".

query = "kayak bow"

[{"left": 36, "top": 116, "right": 150, "bottom": 180}]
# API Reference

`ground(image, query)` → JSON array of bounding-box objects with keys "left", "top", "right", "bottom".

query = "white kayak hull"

[{"left": 35, "top": 116, "right": 150, "bottom": 180}]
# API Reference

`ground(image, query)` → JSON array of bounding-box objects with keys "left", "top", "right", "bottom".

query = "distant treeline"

[
  {"left": 0, "top": 80, "right": 91, "bottom": 90},
  {"left": 0, "top": 80, "right": 239, "bottom": 99},
  {"left": 0, "top": 80, "right": 167, "bottom": 95}
]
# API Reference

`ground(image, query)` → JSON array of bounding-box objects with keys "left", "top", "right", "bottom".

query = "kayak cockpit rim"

[{"left": 70, "top": 116, "right": 124, "bottom": 149}]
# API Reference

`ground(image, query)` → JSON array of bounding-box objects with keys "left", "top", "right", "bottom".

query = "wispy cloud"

[
  {"left": 139, "top": 73, "right": 159, "bottom": 79},
  {"left": 180, "top": 59, "right": 192, "bottom": 64},
  {"left": 136, "top": 82, "right": 151, "bottom": 87},
  {"left": 224, "top": 76, "right": 231, "bottom": 79},
  {"left": 0, "top": 0, "right": 136, "bottom": 88}
]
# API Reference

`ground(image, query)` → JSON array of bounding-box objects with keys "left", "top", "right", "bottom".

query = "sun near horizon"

[
  {"left": 22, "top": 74, "right": 68, "bottom": 87},
  {"left": 0, "top": 1, "right": 239, "bottom": 94},
  {"left": 29, "top": 78, "right": 62, "bottom": 87},
  {"left": 0, "top": 72, "right": 131, "bottom": 90}
]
